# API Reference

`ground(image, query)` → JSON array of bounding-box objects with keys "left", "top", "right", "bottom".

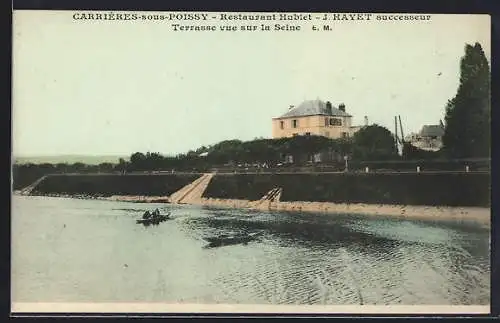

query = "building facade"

[
  {"left": 405, "top": 122, "right": 445, "bottom": 151},
  {"left": 272, "top": 99, "right": 361, "bottom": 139}
]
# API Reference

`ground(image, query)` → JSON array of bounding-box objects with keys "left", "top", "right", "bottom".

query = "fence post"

[
  {"left": 365, "top": 167, "right": 369, "bottom": 173},
  {"left": 465, "top": 165, "right": 470, "bottom": 173},
  {"left": 416, "top": 166, "right": 421, "bottom": 173}
]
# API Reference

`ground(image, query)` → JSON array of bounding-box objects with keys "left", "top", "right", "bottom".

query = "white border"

[{"left": 11, "top": 303, "right": 490, "bottom": 314}]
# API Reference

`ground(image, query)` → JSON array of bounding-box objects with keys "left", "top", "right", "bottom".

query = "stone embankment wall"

[
  {"left": 202, "top": 173, "right": 490, "bottom": 207},
  {"left": 21, "top": 172, "right": 490, "bottom": 208},
  {"left": 29, "top": 173, "right": 202, "bottom": 197}
]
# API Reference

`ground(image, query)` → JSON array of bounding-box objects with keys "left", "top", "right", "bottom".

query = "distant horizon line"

[{"left": 13, "top": 154, "right": 130, "bottom": 157}]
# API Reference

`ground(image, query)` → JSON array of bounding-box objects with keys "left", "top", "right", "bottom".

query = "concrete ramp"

[
  {"left": 169, "top": 173, "right": 214, "bottom": 204},
  {"left": 19, "top": 175, "right": 48, "bottom": 195}
]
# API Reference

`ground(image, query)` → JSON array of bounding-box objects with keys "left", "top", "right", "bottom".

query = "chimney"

[
  {"left": 339, "top": 103, "right": 346, "bottom": 112},
  {"left": 325, "top": 101, "right": 333, "bottom": 114}
]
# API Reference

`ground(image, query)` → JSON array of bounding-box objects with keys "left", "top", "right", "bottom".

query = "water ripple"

[{"left": 12, "top": 196, "right": 490, "bottom": 305}]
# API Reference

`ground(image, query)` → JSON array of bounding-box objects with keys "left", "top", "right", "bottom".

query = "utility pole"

[
  {"left": 398, "top": 115, "right": 405, "bottom": 141},
  {"left": 394, "top": 116, "right": 399, "bottom": 153}
]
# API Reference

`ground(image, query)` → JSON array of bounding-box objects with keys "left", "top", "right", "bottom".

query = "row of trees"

[
  {"left": 13, "top": 124, "right": 399, "bottom": 176},
  {"left": 122, "top": 124, "right": 398, "bottom": 171}
]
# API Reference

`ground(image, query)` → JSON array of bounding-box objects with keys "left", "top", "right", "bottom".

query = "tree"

[
  {"left": 332, "top": 137, "right": 353, "bottom": 161},
  {"left": 351, "top": 124, "right": 398, "bottom": 160},
  {"left": 300, "top": 135, "right": 333, "bottom": 163},
  {"left": 71, "top": 162, "right": 87, "bottom": 172},
  {"left": 144, "top": 152, "right": 164, "bottom": 170},
  {"left": 98, "top": 162, "right": 114, "bottom": 173},
  {"left": 442, "top": 42, "right": 490, "bottom": 158},
  {"left": 129, "top": 152, "right": 146, "bottom": 171},
  {"left": 115, "top": 158, "right": 128, "bottom": 173},
  {"left": 55, "top": 163, "right": 69, "bottom": 173}
]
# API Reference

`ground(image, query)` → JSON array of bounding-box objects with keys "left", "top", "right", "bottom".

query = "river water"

[{"left": 11, "top": 195, "right": 490, "bottom": 305}]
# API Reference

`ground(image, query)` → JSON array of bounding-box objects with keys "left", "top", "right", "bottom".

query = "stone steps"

[{"left": 248, "top": 187, "right": 282, "bottom": 209}]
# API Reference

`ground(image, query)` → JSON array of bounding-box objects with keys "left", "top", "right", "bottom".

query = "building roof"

[
  {"left": 275, "top": 99, "right": 352, "bottom": 119},
  {"left": 420, "top": 125, "right": 445, "bottom": 137}
]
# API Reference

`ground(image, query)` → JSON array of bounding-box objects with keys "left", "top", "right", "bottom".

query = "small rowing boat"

[{"left": 137, "top": 209, "right": 171, "bottom": 225}]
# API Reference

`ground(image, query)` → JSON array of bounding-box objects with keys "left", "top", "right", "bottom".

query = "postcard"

[{"left": 11, "top": 10, "right": 491, "bottom": 315}]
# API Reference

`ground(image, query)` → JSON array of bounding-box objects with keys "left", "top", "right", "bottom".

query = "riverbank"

[
  {"left": 15, "top": 171, "right": 490, "bottom": 228},
  {"left": 21, "top": 192, "right": 172, "bottom": 204},
  {"left": 203, "top": 172, "right": 490, "bottom": 207},
  {"left": 195, "top": 197, "right": 490, "bottom": 228},
  {"left": 19, "top": 192, "right": 490, "bottom": 228}
]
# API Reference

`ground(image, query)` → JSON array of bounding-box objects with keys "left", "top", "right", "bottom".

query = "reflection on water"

[{"left": 11, "top": 196, "right": 490, "bottom": 305}]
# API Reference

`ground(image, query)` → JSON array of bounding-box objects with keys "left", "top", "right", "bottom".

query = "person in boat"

[
  {"left": 143, "top": 210, "right": 151, "bottom": 220},
  {"left": 152, "top": 208, "right": 160, "bottom": 217}
]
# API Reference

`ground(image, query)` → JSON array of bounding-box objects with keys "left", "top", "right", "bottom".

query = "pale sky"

[{"left": 12, "top": 12, "right": 491, "bottom": 157}]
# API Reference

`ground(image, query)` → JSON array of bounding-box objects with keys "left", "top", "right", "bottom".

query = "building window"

[
  {"left": 305, "top": 132, "right": 311, "bottom": 136},
  {"left": 292, "top": 119, "right": 298, "bottom": 128},
  {"left": 330, "top": 118, "right": 342, "bottom": 126},
  {"left": 280, "top": 121, "right": 284, "bottom": 129},
  {"left": 342, "top": 132, "right": 349, "bottom": 138},
  {"left": 325, "top": 117, "right": 329, "bottom": 127}
]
